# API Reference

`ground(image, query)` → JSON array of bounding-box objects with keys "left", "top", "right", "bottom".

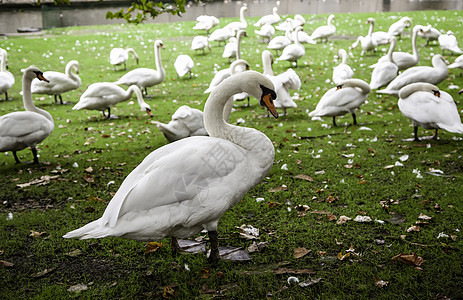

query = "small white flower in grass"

[
  {"left": 72, "top": 162, "right": 79, "bottom": 168},
  {"left": 375, "top": 219, "right": 385, "bottom": 224},
  {"left": 281, "top": 164, "right": 288, "bottom": 170},
  {"left": 399, "top": 155, "right": 409, "bottom": 162},
  {"left": 256, "top": 197, "right": 265, "bottom": 202},
  {"left": 7, "top": 212, "right": 13, "bottom": 221},
  {"left": 427, "top": 144, "right": 431, "bottom": 148},
  {"left": 340, "top": 179, "right": 345, "bottom": 184},
  {"left": 437, "top": 232, "right": 449, "bottom": 239},
  {"left": 184, "top": 264, "right": 190, "bottom": 271}
]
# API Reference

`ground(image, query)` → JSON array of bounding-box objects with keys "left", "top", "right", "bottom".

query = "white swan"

[
  {"left": 0, "top": 48, "right": 14, "bottom": 101},
  {"left": 311, "top": 14, "right": 336, "bottom": 43},
  {"left": 109, "top": 48, "right": 139, "bottom": 71},
  {"left": 278, "top": 26, "right": 305, "bottom": 67},
  {"left": 209, "top": 28, "right": 235, "bottom": 46},
  {"left": 193, "top": 15, "right": 219, "bottom": 35},
  {"left": 351, "top": 18, "right": 378, "bottom": 55},
  {"left": 0, "top": 67, "right": 53, "bottom": 164},
  {"left": 223, "top": 6, "right": 248, "bottom": 34},
  {"left": 309, "top": 79, "right": 371, "bottom": 126},
  {"left": 204, "top": 59, "right": 249, "bottom": 94},
  {"left": 73, "top": 83, "right": 152, "bottom": 119},
  {"left": 115, "top": 40, "right": 165, "bottom": 96},
  {"left": 262, "top": 50, "right": 300, "bottom": 115},
  {"left": 191, "top": 36, "right": 211, "bottom": 54},
  {"left": 267, "top": 29, "right": 292, "bottom": 55},
  {"left": 31, "top": 60, "right": 81, "bottom": 104},
  {"left": 377, "top": 54, "right": 448, "bottom": 95},
  {"left": 438, "top": 31, "right": 463, "bottom": 55},
  {"left": 254, "top": 6, "right": 280, "bottom": 27},
  {"left": 155, "top": 105, "right": 208, "bottom": 142},
  {"left": 63, "top": 71, "right": 278, "bottom": 262},
  {"left": 398, "top": 83, "right": 463, "bottom": 140},
  {"left": 222, "top": 30, "right": 246, "bottom": 61},
  {"left": 448, "top": 54, "right": 463, "bottom": 71},
  {"left": 174, "top": 55, "right": 194, "bottom": 78},
  {"left": 416, "top": 25, "right": 440, "bottom": 46},
  {"left": 369, "top": 25, "right": 421, "bottom": 70},
  {"left": 255, "top": 24, "right": 275, "bottom": 43},
  {"left": 332, "top": 49, "right": 354, "bottom": 85},
  {"left": 388, "top": 16, "right": 412, "bottom": 39},
  {"left": 370, "top": 36, "right": 398, "bottom": 89}
]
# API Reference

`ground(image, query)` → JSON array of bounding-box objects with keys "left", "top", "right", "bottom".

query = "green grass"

[{"left": 1, "top": 9, "right": 463, "bottom": 299}]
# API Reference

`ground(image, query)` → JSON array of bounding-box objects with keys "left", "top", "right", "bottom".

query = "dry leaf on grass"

[
  {"left": 375, "top": 276, "right": 389, "bottom": 287},
  {"left": 269, "top": 185, "right": 288, "bottom": 192},
  {"left": 144, "top": 242, "right": 162, "bottom": 254},
  {"left": 294, "top": 247, "right": 311, "bottom": 259},
  {"left": 337, "top": 252, "right": 351, "bottom": 261},
  {"left": 31, "top": 267, "right": 55, "bottom": 278},
  {"left": 418, "top": 213, "right": 432, "bottom": 220},
  {"left": 293, "top": 174, "right": 314, "bottom": 181},
  {"left": 29, "top": 230, "right": 48, "bottom": 238},
  {"left": 273, "top": 268, "right": 315, "bottom": 275},
  {"left": 237, "top": 224, "right": 259, "bottom": 239},
  {"left": 0, "top": 260, "right": 14, "bottom": 267},
  {"left": 17, "top": 175, "right": 59, "bottom": 188},
  {"left": 337, "top": 215, "right": 351, "bottom": 225},
  {"left": 391, "top": 252, "right": 424, "bottom": 268},
  {"left": 68, "top": 283, "right": 88, "bottom": 293},
  {"left": 406, "top": 225, "right": 420, "bottom": 232},
  {"left": 353, "top": 215, "right": 372, "bottom": 223},
  {"left": 299, "top": 278, "right": 322, "bottom": 287}
]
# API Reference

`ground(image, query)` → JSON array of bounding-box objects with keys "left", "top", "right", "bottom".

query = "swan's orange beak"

[
  {"left": 37, "top": 72, "right": 49, "bottom": 83},
  {"left": 433, "top": 90, "right": 440, "bottom": 98},
  {"left": 146, "top": 108, "right": 153, "bottom": 117},
  {"left": 261, "top": 93, "right": 278, "bottom": 118}
]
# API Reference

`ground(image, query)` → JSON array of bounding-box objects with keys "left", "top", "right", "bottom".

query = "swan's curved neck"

[
  {"left": 239, "top": 8, "right": 246, "bottom": 24},
  {"left": 339, "top": 50, "right": 347, "bottom": 64},
  {"left": 367, "top": 21, "right": 374, "bottom": 36},
  {"left": 127, "top": 48, "right": 139, "bottom": 60},
  {"left": 127, "top": 85, "right": 146, "bottom": 108},
  {"left": 0, "top": 52, "right": 6, "bottom": 72},
  {"left": 154, "top": 44, "right": 165, "bottom": 76},
  {"left": 344, "top": 79, "right": 371, "bottom": 94},
  {"left": 411, "top": 28, "right": 419, "bottom": 59},
  {"left": 236, "top": 32, "right": 243, "bottom": 60},
  {"left": 262, "top": 52, "right": 274, "bottom": 76},
  {"left": 387, "top": 38, "right": 396, "bottom": 62},
  {"left": 204, "top": 79, "right": 273, "bottom": 160},
  {"left": 294, "top": 28, "right": 301, "bottom": 46},
  {"left": 399, "top": 83, "right": 437, "bottom": 99},
  {"left": 23, "top": 75, "right": 53, "bottom": 123},
  {"left": 66, "top": 63, "right": 80, "bottom": 83}
]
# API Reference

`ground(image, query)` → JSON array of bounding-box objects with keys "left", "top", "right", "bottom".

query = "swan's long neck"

[
  {"left": 0, "top": 52, "right": 6, "bottom": 72},
  {"left": 154, "top": 43, "right": 165, "bottom": 77},
  {"left": 344, "top": 79, "right": 371, "bottom": 95},
  {"left": 127, "top": 85, "right": 146, "bottom": 108},
  {"left": 432, "top": 55, "right": 448, "bottom": 72},
  {"left": 239, "top": 7, "right": 246, "bottom": 25},
  {"left": 262, "top": 51, "right": 274, "bottom": 76},
  {"left": 204, "top": 79, "right": 273, "bottom": 163},
  {"left": 399, "top": 83, "right": 437, "bottom": 99},
  {"left": 23, "top": 74, "right": 53, "bottom": 123},
  {"left": 387, "top": 38, "right": 396, "bottom": 63},
  {"left": 127, "top": 48, "right": 139, "bottom": 61},
  {"left": 411, "top": 27, "right": 419, "bottom": 60},
  {"left": 236, "top": 32, "right": 243, "bottom": 60},
  {"left": 294, "top": 28, "right": 302, "bottom": 46},
  {"left": 367, "top": 21, "right": 374, "bottom": 37},
  {"left": 65, "top": 62, "right": 80, "bottom": 84},
  {"left": 339, "top": 49, "right": 348, "bottom": 64}
]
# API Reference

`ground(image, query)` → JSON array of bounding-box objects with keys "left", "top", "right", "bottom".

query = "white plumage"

[
  {"left": 351, "top": 18, "right": 378, "bottom": 55},
  {"left": 31, "top": 60, "right": 81, "bottom": 104},
  {"left": 115, "top": 40, "right": 165, "bottom": 96},
  {"left": 73, "top": 83, "right": 152, "bottom": 119},
  {"left": 204, "top": 59, "right": 249, "bottom": 94},
  {"left": 370, "top": 36, "right": 398, "bottom": 90},
  {"left": 310, "top": 14, "right": 336, "bottom": 43},
  {"left": 267, "top": 30, "right": 292, "bottom": 55},
  {"left": 223, "top": 6, "right": 248, "bottom": 34},
  {"left": 416, "top": 25, "right": 440, "bottom": 46},
  {"left": 332, "top": 49, "right": 354, "bottom": 85},
  {"left": 398, "top": 83, "right": 463, "bottom": 140},
  {"left": 191, "top": 36, "right": 211, "bottom": 54},
  {"left": 309, "top": 79, "right": 371, "bottom": 126},
  {"left": 255, "top": 24, "right": 275, "bottom": 43},
  {"left": 0, "top": 48, "right": 14, "bottom": 101},
  {"left": 0, "top": 67, "right": 53, "bottom": 164},
  {"left": 438, "top": 31, "right": 463, "bottom": 55},
  {"left": 278, "top": 26, "right": 305, "bottom": 67},
  {"left": 63, "top": 71, "right": 279, "bottom": 262},
  {"left": 109, "top": 48, "right": 139, "bottom": 71},
  {"left": 174, "top": 55, "right": 194, "bottom": 78},
  {"left": 254, "top": 7, "right": 280, "bottom": 27},
  {"left": 155, "top": 105, "right": 208, "bottom": 142},
  {"left": 387, "top": 16, "right": 412, "bottom": 39},
  {"left": 208, "top": 28, "right": 235, "bottom": 46},
  {"left": 448, "top": 54, "right": 463, "bottom": 71}
]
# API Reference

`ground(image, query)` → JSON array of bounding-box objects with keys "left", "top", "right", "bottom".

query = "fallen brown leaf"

[
  {"left": 29, "top": 230, "right": 47, "bottom": 238},
  {"left": 31, "top": 267, "right": 55, "bottom": 278},
  {"left": 391, "top": 252, "right": 424, "bottom": 267},
  {"left": 83, "top": 175, "right": 94, "bottom": 183},
  {"left": 162, "top": 284, "right": 177, "bottom": 298},
  {"left": 337, "top": 252, "right": 351, "bottom": 261},
  {"left": 294, "top": 247, "right": 311, "bottom": 259},
  {"left": 200, "top": 268, "right": 211, "bottom": 279},
  {"left": 0, "top": 260, "right": 14, "bottom": 267},
  {"left": 17, "top": 175, "right": 59, "bottom": 188},
  {"left": 272, "top": 268, "right": 315, "bottom": 275},
  {"left": 293, "top": 174, "right": 314, "bottom": 182},
  {"left": 145, "top": 242, "right": 162, "bottom": 254},
  {"left": 326, "top": 214, "right": 337, "bottom": 221},
  {"left": 406, "top": 225, "right": 420, "bottom": 232},
  {"left": 269, "top": 185, "right": 288, "bottom": 192},
  {"left": 84, "top": 167, "right": 94, "bottom": 173},
  {"left": 68, "top": 283, "right": 88, "bottom": 293}
]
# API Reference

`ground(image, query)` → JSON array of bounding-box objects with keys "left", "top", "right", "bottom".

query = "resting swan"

[
  {"left": 155, "top": 105, "right": 208, "bottom": 142},
  {"left": 267, "top": 29, "right": 292, "bottom": 56},
  {"left": 369, "top": 36, "right": 398, "bottom": 89},
  {"left": 310, "top": 14, "right": 336, "bottom": 43},
  {"left": 438, "top": 31, "right": 463, "bottom": 55},
  {"left": 254, "top": 6, "right": 280, "bottom": 27},
  {"left": 309, "top": 79, "right": 371, "bottom": 126},
  {"left": 398, "top": 83, "right": 463, "bottom": 140},
  {"left": 262, "top": 50, "right": 300, "bottom": 115},
  {"left": 174, "top": 55, "right": 194, "bottom": 78},
  {"left": 191, "top": 36, "right": 211, "bottom": 54},
  {"left": 63, "top": 71, "right": 278, "bottom": 262},
  {"left": 109, "top": 48, "right": 139, "bottom": 71},
  {"left": 332, "top": 49, "right": 354, "bottom": 85},
  {"left": 204, "top": 59, "right": 249, "bottom": 94},
  {"left": 115, "top": 40, "right": 165, "bottom": 96},
  {"left": 351, "top": 18, "right": 378, "bottom": 55},
  {"left": 0, "top": 66, "right": 53, "bottom": 163},
  {"left": 72, "top": 83, "right": 152, "bottom": 119},
  {"left": 278, "top": 26, "right": 305, "bottom": 67},
  {"left": 369, "top": 25, "right": 421, "bottom": 70},
  {"left": 31, "top": 60, "right": 81, "bottom": 104},
  {"left": 0, "top": 48, "right": 14, "bottom": 101},
  {"left": 377, "top": 54, "right": 448, "bottom": 95}
]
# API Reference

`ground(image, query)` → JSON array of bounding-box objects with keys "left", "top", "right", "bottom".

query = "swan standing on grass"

[
  {"left": 262, "top": 50, "right": 300, "bottom": 115},
  {"left": 222, "top": 30, "right": 246, "bottom": 61},
  {"left": 110, "top": 48, "right": 139, "bottom": 71},
  {"left": 0, "top": 48, "right": 14, "bottom": 101},
  {"left": 448, "top": 54, "right": 463, "bottom": 73},
  {"left": 377, "top": 54, "right": 448, "bottom": 95},
  {"left": 204, "top": 59, "right": 249, "bottom": 94},
  {"left": 398, "top": 83, "right": 463, "bottom": 141},
  {"left": 174, "top": 55, "right": 194, "bottom": 78},
  {"left": 254, "top": 6, "right": 280, "bottom": 27},
  {"left": 193, "top": 15, "right": 219, "bottom": 35},
  {"left": 255, "top": 24, "right": 275, "bottom": 43},
  {"left": 438, "top": 31, "right": 463, "bottom": 55},
  {"left": 115, "top": 40, "right": 165, "bottom": 96},
  {"left": 31, "top": 60, "right": 81, "bottom": 104},
  {"left": 72, "top": 83, "right": 152, "bottom": 119},
  {"left": 416, "top": 25, "right": 440, "bottom": 46},
  {"left": 278, "top": 26, "right": 305, "bottom": 67},
  {"left": 155, "top": 105, "right": 208, "bottom": 142},
  {"left": 63, "top": 71, "right": 278, "bottom": 263},
  {"left": 351, "top": 18, "right": 378, "bottom": 55},
  {"left": 310, "top": 14, "right": 336, "bottom": 43},
  {"left": 209, "top": 28, "right": 235, "bottom": 46},
  {"left": 387, "top": 16, "right": 412, "bottom": 39},
  {"left": 0, "top": 67, "right": 53, "bottom": 164},
  {"left": 309, "top": 79, "right": 371, "bottom": 126},
  {"left": 191, "top": 36, "right": 211, "bottom": 54},
  {"left": 369, "top": 25, "right": 421, "bottom": 70},
  {"left": 223, "top": 6, "right": 248, "bottom": 34},
  {"left": 332, "top": 49, "right": 354, "bottom": 85},
  {"left": 370, "top": 36, "right": 398, "bottom": 90}
]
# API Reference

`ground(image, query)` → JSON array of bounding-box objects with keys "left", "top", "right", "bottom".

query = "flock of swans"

[{"left": 1, "top": 7, "right": 463, "bottom": 261}]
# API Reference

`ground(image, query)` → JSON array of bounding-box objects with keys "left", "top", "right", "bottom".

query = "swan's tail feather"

[
  {"left": 440, "top": 123, "right": 463, "bottom": 134},
  {"left": 63, "top": 219, "right": 112, "bottom": 240}
]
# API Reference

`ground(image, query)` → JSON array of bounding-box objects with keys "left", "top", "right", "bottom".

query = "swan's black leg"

[
  {"left": 333, "top": 116, "right": 337, "bottom": 127},
  {"left": 413, "top": 126, "right": 420, "bottom": 141},
  {"left": 247, "top": 97, "right": 250, "bottom": 107},
  {"left": 54, "top": 95, "right": 58, "bottom": 104},
  {"left": 283, "top": 108, "right": 287, "bottom": 116},
  {"left": 31, "top": 147, "right": 39, "bottom": 164},
  {"left": 13, "top": 151, "right": 21, "bottom": 164},
  {"left": 352, "top": 113, "right": 357, "bottom": 125},
  {"left": 144, "top": 87, "right": 148, "bottom": 96},
  {"left": 4, "top": 92, "right": 7, "bottom": 101},
  {"left": 208, "top": 230, "right": 219, "bottom": 263},
  {"left": 171, "top": 237, "right": 180, "bottom": 255},
  {"left": 59, "top": 95, "right": 63, "bottom": 105},
  {"left": 107, "top": 107, "right": 111, "bottom": 119},
  {"left": 433, "top": 129, "right": 439, "bottom": 140}
]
